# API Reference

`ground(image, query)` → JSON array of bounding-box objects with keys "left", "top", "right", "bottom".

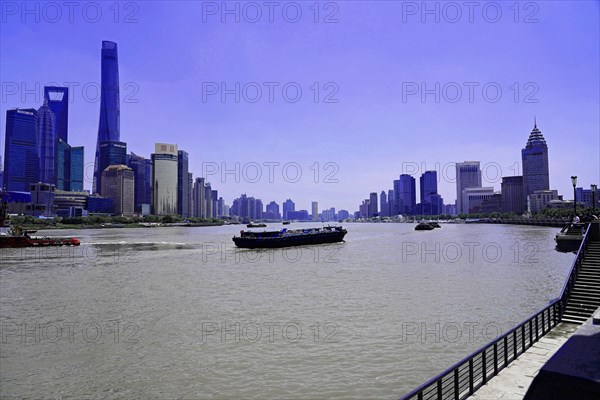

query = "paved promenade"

[{"left": 467, "top": 322, "right": 579, "bottom": 400}]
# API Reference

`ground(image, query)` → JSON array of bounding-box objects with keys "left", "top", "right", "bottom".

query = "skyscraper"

[
  {"left": 265, "top": 201, "right": 281, "bottom": 220},
  {"left": 4, "top": 108, "right": 39, "bottom": 191},
  {"left": 420, "top": 170, "right": 438, "bottom": 203},
  {"left": 44, "top": 86, "right": 69, "bottom": 142},
  {"left": 128, "top": 152, "right": 151, "bottom": 212},
  {"left": 151, "top": 143, "right": 178, "bottom": 215},
  {"left": 282, "top": 199, "right": 295, "bottom": 220},
  {"left": 394, "top": 174, "right": 416, "bottom": 215},
  {"left": 205, "top": 183, "right": 214, "bottom": 218},
  {"left": 501, "top": 176, "right": 525, "bottom": 214},
  {"left": 456, "top": 161, "right": 482, "bottom": 214},
  {"left": 380, "top": 191, "right": 387, "bottom": 217},
  {"left": 93, "top": 41, "right": 121, "bottom": 193},
  {"left": 312, "top": 201, "right": 319, "bottom": 220},
  {"left": 369, "top": 192, "right": 378, "bottom": 217},
  {"left": 187, "top": 172, "right": 194, "bottom": 218},
  {"left": 70, "top": 146, "right": 84, "bottom": 191},
  {"left": 177, "top": 150, "right": 190, "bottom": 217},
  {"left": 101, "top": 164, "right": 135, "bottom": 216},
  {"left": 193, "top": 177, "right": 206, "bottom": 218},
  {"left": 56, "top": 139, "right": 71, "bottom": 190},
  {"left": 97, "top": 140, "right": 127, "bottom": 193},
  {"left": 211, "top": 189, "right": 218, "bottom": 219},
  {"left": 522, "top": 120, "right": 549, "bottom": 199},
  {"left": 56, "top": 140, "right": 84, "bottom": 192},
  {"left": 38, "top": 99, "right": 56, "bottom": 184}
]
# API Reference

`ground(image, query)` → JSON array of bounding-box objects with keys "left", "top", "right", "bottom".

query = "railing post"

[
  {"left": 482, "top": 351, "right": 487, "bottom": 384},
  {"left": 529, "top": 320, "right": 533, "bottom": 345},
  {"left": 493, "top": 343, "right": 498, "bottom": 375},
  {"left": 513, "top": 331, "right": 517, "bottom": 360},
  {"left": 437, "top": 379, "right": 442, "bottom": 400},
  {"left": 535, "top": 315, "right": 539, "bottom": 341},
  {"left": 542, "top": 311, "right": 546, "bottom": 334},
  {"left": 454, "top": 368, "right": 459, "bottom": 400},
  {"left": 521, "top": 325, "right": 526, "bottom": 352},
  {"left": 504, "top": 336, "right": 508, "bottom": 366},
  {"left": 469, "top": 359, "right": 474, "bottom": 395}
]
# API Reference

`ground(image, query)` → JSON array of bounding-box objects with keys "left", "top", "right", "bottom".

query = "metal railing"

[{"left": 400, "top": 224, "right": 592, "bottom": 400}]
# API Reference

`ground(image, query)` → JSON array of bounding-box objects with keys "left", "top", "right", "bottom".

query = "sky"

[{"left": 1, "top": 0, "right": 599, "bottom": 212}]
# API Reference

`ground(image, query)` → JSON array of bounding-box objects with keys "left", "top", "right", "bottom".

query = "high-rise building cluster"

[
  {"left": 3, "top": 40, "right": 354, "bottom": 221},
  {"left": 358, "top": 171, "right": 444, "bottom": 218},
  {"left": 5, "top": 41, "right": 582, "bottom": 220},
  {"left": 3, "top": 85, "right": 85, "bottom": 216},
  {"left": 354, "top": 120, "right": 573, "bottom": 217},
  {"left": 2, "top": 41, "right": 229, "bottom": 219}
]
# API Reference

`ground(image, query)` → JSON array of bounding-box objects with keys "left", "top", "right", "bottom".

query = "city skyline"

[{"left": 1, "top": 2, "right": 599, "bottom": 211}]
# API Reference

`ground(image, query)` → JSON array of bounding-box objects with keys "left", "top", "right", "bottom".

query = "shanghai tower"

[{"left": 93, "top": 41, "right": 121, "bottom": 193}]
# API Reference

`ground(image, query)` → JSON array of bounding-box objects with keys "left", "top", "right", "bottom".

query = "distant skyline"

[{"left": 1, "top": 1, "right": 599, "bottom": 211}]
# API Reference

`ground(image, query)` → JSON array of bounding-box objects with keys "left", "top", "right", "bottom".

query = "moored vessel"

[
  {"left": 555, "top": 223, "right": 587, "bottom": 252},
  {"left": 247, "top": 222, "right": 267, "bottom": 228},
  {"left": 415, "top": 222, "right": 435, "bottom": 231},
  {"left": 0, "top": 195, "right": 81, "bottom": 248},
  {"left": 233, "top": 226, "right": 347, "bottom": 249}
]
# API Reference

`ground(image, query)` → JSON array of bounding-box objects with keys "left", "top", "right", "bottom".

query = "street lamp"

[
  {"left": 571, "top": 176, "right": 577, "bottom": 216},
  {"left": 592, "top": 184, "right": 598, "bottom": 215}
]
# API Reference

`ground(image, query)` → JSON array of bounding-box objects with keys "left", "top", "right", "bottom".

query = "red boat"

[{"left": 0, "top": 195, "right": 81, "bottom": 248}]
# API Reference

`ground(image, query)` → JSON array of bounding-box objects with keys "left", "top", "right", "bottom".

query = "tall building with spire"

[
  {"left": 522, "top": 119, "right": 549, "bottom": 200},
  {"left": 93, "top": 41, "right": 121, "bottom": 193},
  {"left": 38, "top": 99, "right": 56, "bottom": 185}
]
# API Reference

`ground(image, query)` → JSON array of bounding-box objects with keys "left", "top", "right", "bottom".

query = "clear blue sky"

[{"left": 1, "top": 1, "right": 599, "bottom": 212}]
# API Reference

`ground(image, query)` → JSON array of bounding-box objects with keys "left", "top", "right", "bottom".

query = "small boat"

[
  {"left": 233, "top": 226, "right": 347, "bottom": 249},
  {"left": 0, "top": 195, "right": 81, "bottom": 248},
  {"left": 415, "top": 222, "right": 435, "bottom": 231},
  {"left": 0, "top": 226, "right": 80, "bottom": 248},
  {"left": 555, "top": 223, "right": 587, "bottom": 253},
  {"left": 247, "top": 222, "right": 267, "bottom": 228},
  {"left": 282, "top": 221, "right": 291, "bottom": 225}
]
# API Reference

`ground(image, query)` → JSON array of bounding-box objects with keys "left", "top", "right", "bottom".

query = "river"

[{"left": 0, "top": 222, "right": 575, "bottom": 399}]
